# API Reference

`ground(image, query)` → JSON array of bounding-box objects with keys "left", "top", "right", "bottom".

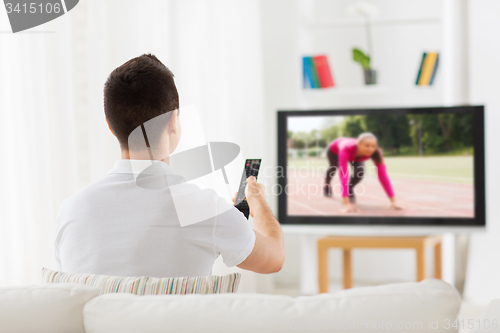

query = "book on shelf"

[
  {"left": 313, "top": 55, "right": 335, "bottom": 88},
  {"left": 303, "top": 57, "right": 319, "bottom": 88},
  {"left": 416, "top": 52, "right": 439, "bottom": 86},
  {"left": 303, "top": 55, "right": 335, "bottom": 89}
]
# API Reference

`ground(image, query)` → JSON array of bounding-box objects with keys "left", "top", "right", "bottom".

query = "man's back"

[{"left": 54, "top": 160, "right": 255, "bottom": 277}]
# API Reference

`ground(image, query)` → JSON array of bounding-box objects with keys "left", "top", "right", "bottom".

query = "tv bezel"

[{"left": 277, "top": 105, "right": 486, "bottom": 227}]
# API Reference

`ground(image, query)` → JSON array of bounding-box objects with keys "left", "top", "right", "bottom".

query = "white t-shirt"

[{"left": 54, "top": 159, "right": 255, "bottom": 277}]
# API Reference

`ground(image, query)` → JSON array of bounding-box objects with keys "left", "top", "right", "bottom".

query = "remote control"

[{"left": 235, "top": 159, "right": 261, "bottom": 219}]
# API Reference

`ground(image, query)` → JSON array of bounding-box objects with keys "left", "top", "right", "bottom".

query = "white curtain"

[
  {"left": 0, "top": 0, "right": 267, "bottom": 290},
  {"left": 0, "top": 7, "right": 80, "bottom": 285}
]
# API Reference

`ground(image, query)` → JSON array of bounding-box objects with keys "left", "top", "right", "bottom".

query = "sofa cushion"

[
  {"left": 472, "top": 299, "right": 500, "bottom": 333},
  {"left": 83, "top": 279, "right": 461, "bottom": 333},
  {"left": 42, "top": 268, "right": 241, "bottom": 295},
  {"left": 0, "top": 283, "right": 99, "bottom": 333}
]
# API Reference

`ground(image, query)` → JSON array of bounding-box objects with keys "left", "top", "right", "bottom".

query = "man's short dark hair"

[{"left": 104, "top": 54, "right": 179, "bottom": 150}]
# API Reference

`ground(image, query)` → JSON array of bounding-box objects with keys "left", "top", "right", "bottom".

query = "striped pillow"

[{"left": 41, "top": 268, "right": 241, "bottom": 295}]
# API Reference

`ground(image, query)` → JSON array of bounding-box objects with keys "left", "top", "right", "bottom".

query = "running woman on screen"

[{"left": 324, "top": 133, "right": 401, "bottom": 213}]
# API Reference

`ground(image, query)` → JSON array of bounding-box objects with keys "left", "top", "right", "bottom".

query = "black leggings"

[{"left": 325, "top": 149, "right": 365, "bottom": 198}]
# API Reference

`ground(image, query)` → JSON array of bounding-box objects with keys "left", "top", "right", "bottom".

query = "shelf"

[
  {"left": 301, "top": 85, "right": 438, "bottom": 96},
  {"left": 300, "top": 17, "right": 441, "bottom": 29},
  {"left": 291, "top": 0, "right": 463, "bottom": 110},
  {"left": 302, "top": 85, "right": 388, "bottom": 95},
  {"left": 298, "top": 85, "right": 443, "bottom": 109}
]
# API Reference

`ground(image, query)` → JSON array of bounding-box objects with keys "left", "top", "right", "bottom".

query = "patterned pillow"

[{"left": 41, "top": 268, "right": 241, "bottom": 295}]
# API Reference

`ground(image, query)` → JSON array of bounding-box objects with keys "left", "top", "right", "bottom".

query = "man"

[{"left": 54, "top": 54, "right": 284, "bottom": 277}]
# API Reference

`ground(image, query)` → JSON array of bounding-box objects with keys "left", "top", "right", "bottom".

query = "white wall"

[
  {"left": 260, "top": 0, "right": 302, "bottom": 289},
  {"left": 464, "top": 0, "right": 500, "bottom": 305}
]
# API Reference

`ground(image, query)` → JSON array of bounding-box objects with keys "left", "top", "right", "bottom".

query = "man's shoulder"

[{"left": 59, "top": 174, "right": 114, "bottom": 211}]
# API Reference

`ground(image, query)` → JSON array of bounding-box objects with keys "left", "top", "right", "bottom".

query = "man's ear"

[
  {"left": 106, "top": 118, "right": 116, "bottom": 137},
  {"left": 168, "top": 109, "right": 178, "bottom": 135}
]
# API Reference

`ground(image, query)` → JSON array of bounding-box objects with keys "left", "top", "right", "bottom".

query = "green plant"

[{"left": 352, "top": 48, "right": 371, "bottom": 70}]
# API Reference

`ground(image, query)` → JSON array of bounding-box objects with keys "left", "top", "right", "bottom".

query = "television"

[{"left": 277, "top": 106, "right": 485, "bottom": 227}]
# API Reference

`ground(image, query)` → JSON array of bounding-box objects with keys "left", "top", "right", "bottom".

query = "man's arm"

[{"left": 236, "top": 177, "right": 285, "bottom": 274}]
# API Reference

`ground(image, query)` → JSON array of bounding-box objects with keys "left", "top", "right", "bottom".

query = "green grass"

[
  {"left": 383, "top": 146, "right": 474, "bottom": 157},
  {"left": 287, "top": 155, "right": 473, "bottom": 184}
]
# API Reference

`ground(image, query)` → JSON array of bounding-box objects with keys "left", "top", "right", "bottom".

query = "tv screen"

[{"left": 277, "top": 106, "right": 485, "bottom": 227}]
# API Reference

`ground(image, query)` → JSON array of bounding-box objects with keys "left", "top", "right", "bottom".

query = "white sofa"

[{"left": 0, "top": 279, "right": 462, "bottom": 333}]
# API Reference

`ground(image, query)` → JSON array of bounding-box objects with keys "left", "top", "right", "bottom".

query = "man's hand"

[
  {"left": 236, "top": 176, "right": 285, "bottom": 274},
  {"left": 245, "top": 176, "right": 266, "bottom": 217}
]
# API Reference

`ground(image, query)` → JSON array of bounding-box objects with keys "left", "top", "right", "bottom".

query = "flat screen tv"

[{"left": 277, "top": 106, "right": 485, "bottom": 227}]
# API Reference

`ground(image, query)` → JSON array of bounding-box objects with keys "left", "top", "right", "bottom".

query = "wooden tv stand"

[{"left": 317, "top": 235, "right": 443, "bottom": 293}]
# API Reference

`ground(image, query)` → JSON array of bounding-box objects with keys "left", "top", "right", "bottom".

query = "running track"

[{"left": 287, "top": 169, "right": 474, "bottom": 217}]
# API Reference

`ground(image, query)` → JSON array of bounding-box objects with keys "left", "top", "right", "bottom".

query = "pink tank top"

[{"left": 329, "top": 138, "right": 394, "bottom": 198}]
